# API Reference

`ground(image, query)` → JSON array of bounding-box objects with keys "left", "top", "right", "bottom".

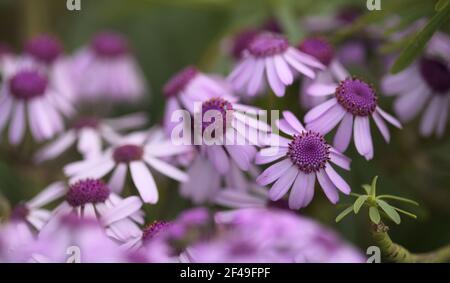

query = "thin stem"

[{"left": 371, "top": 222, "right": 450, "bottom": 263}]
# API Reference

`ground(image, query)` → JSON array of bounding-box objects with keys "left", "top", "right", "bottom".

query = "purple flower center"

[
  {"left": 201, "top": 97, "right": 233, "bottom": 133},
  {"left": 335, "top": 78, "right": 377, "bottom": 116},
  {"left": 25, "top": 34, "right": 62, "bottom": 64},
  {"left": 66, "top": 179, "right": 110, "bottom": 207},
  {"left": 10, "top": 204, "right": 29, "bottom": 221},
  {"left": 248, "top": 33, "right": 289, "bottom": 57},
  {"left": 298, "top": 37, "right": 334, "bottom": 66},
  {"left": 287, "top": 131, "right": 330, "bottom": 174},
  {"left": 142, "top": 221, "right": 170, "bottom": 243},
  {"left": 232, "top": 30, "right": 259, "bottom": 60},
  {"left": 71, "top": 117, "right": 100, "bottom": 130},
  {"left": 419, "top": 56, "right": 450, "bottom": 94},
  {"left": 9, "top": 70, "right": 48, "bottom": 100},
  {"left": 92, "top": 32, "right": 129, "bottom": 58},
  {"left": 113, "top": 144, "right": 144, "bottom": 163},
  {"left": 163, "top": 66, "right": 198, "bottom": 97}
]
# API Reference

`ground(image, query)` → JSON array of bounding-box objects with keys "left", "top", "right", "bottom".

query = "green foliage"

[{"left": 336, "top": 176, "right": 419, "bottom": 225}]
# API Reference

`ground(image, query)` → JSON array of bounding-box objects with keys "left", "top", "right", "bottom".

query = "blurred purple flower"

[
  {"left": 64, "top": 130, "right": 190, "bottom": 204},
  {"left": 228, "top": 32, "right": 324, "bottom": 97},
  {"left": 34, "top": 112, "right": 148, "bottom": 163},
  {"left": 305, "top": 77, "right": 401, "bottom": 160},
  {"left": 298, "top": 37, "right": 350, "bottom": 109},
  {"left": 71, "top": 31, "right": 147, "bottom": 103},
  {"left": 382, "top": 32, "right": 450, "bottom": 137},
  {"left": 256, "top": 111, "right": 351, "bottom": 209},
  {"left": 0, "top": 61, "right": 72, "bottom": 144}
]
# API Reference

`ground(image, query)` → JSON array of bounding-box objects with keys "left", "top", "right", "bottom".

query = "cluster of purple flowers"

[{"left": 0, "top": 9, "right": 448, "bottom": 263}]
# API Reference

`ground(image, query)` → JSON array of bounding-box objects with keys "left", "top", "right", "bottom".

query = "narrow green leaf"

[
  {"left": 377, "top": 195, "right": 419, "bottom": 206},
  {"left": 436, "top": 0, "right": 450, "bottom": 11},
  {"left": 377, "top": 200, "right": 401, "bottom": 224},
  {"left": 370, "top": 176, "right": 378, "bottom": 197},
  {"left": 392, "top": 206, "right": 418, "bottom": 219},
  {"left": 362, "top": 185, "right": 371, "bottom": 195},
  {"left": 335, "top": 206, "right": 353, "bottom": 223},
  {"left": 369, "top": 207, "right": 381, "bottom": 224},
  {"left": 391, "top": 4, "right": 450, "bottom": 73},
  {"left": 353, "top": 195, "right": 368, "bottom": 214}
]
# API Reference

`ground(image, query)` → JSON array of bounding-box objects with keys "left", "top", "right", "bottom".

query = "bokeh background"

[{"left": 0, "top": 0, "right": 449, "bottom": 255}]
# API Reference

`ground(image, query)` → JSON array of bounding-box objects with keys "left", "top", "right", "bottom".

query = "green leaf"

[
  {"left": 436, "top": 0, "right": 450, "bottom": 11},
  {"left": 377, "top": 195, "right": 419, "bottom": 206},
  {"left": 370, "top": 176, "right": 378, "bottom": 197},
  {"left": 377, "top": 200, "right": 401, "bottom": 224},
  {"left": 369, "top": 207, "right": 381, "bottom": 224},
  {"left": 392, "top": 206, "right": 418, "bottom": 219},
  {"left": 391, "top": 4, "right": 450, "bottom": 73},
  {"left": 353, "top": 195, "right": 368, "bottom": 214},
  {"left": 335, "top": 206, "right": 353, "bottom": 223},
  {"left": 362, "top": 184, "right": 371, "bottom": 195}
]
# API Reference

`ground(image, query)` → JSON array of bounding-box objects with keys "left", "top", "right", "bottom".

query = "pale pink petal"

[
  {"left": 306, "top": 104, "right": 346, "bottom": 135},
  {"left": 34, "top": 130, "right": 77, "bottom": 163},
  {"left": 269, "top": 165, "right": 298, "bottom": 201},
  {"left": 436, "top": 96, "right": 449, "bottom": 137},
  {"left": 225, "top": 145, "right": 251, "bottom": 171},
  {"left": 325, "top": 164, "right": 350, "bottom": 194},
  {"left": 9, "top": 102, "right": 26, "bottom": 145},
  {"left": 376, "top": 107, "right": 402, "bottom": 128},
  {"left": 289, "top": 172, "right": 309, "bottom": 209},
  {"left": 130, "top": 161, "right": 158, "bottom": 204},
  {"left": 282, "top": 111, "right": 306, "bottom": 133},
  {"left": 247, "top": 58, "right": 265, "bottom": 96},
  {"left": 329, "top": 148, "right": 351, "bottom": 170},
  {"left": 372, "top": 111, "right": 390, "bottom": 142},
  {"left": 354, "top": 116, "right": 373, "bottom": 160},
  {"left": 77, "top": 128, "right": 102, "bottom": 158},
  {"left": 27, "top": 182, "right": 66, "bottom": 208},
  {"left": 316, "top": 169, "right": 339, "bottom": 204},
  {"left": 420, "top": 96, "right": 441, "bottom": 137},
  {"left": 286, "top": 48, "right": 325, "bottom": 69},
  {"left": 255, "top": 147, "right": 288, "bottom": 165},
  {"left": 206, "top": 146, "right": 230, "bottom": 175},
  {"left": 108, "top": 164, "right": 128, "bottom": 193},
  {"left": 304, "top": 98, "right": 338, "bottom": 123},
  {"left": 101, "top": 196, "right": 142, "bottom": 226},
  {"left": 393, "top": 84, "right": 430, "bottom": 121},
  {"left": 144, "top": 155, "right": 188, "bottom": 182},
  {"left": 333, "top": 112, "right": 353, "bottom": 152},
  {"left": 256, "top": 158, "right": 292, "bottom": 186},
  {"left": 273, "top": 55, "right": 293, "bottom": 85},
  {"left": 329, "top": 60, "right": 350, "bottom": 81},
  {"left": 265, "top": 57, "right": 286, "bottom": 97},
  {"left": 276, "top": 119, "right": 297, "bottom": 136},
  {"left": 283, "top": 51, "right": 316, "bottom": 79}
]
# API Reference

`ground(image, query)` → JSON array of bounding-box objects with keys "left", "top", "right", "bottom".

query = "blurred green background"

[{"left": 0, "top": 0, "right": 449, "bottom": 255}]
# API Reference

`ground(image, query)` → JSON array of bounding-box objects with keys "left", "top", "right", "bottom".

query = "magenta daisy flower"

[
  {"left": 382, "top": 33, "right": 450, "bottom": 137},
  {"left": 24, "top": 34, "right": 63, "bottom": 66},
  {"left": 163, "top": 66, "right": 233, "bottom": 135},
  {"left": 0, "top": 62, "right": 70, "bottom": 144},
  {"left": 305, "top": 77, "right": 401, "bottom": 160},
  {"left": 193, "top": 95, "right": 270, "bottom": 174},
  {"left": 72, "top": 31, "right": 147, "bottom": 103},
  {"left": 47, "top": 178, "right": 144, "bottom": 242},
  {"left": 298, "top": 37, "right": 350, "bottom": 109},
  {"left": 34, "top": 112, "right": 148, "bottom": 163},
  {"left": 256, "top": 111, "right": 351, "bottom": 209},
  {"left": 63, "top": 130, "right": 190, "bottom": 203},
  {"left": 228, "top": 32, "right": 325, "bottom": 97}
]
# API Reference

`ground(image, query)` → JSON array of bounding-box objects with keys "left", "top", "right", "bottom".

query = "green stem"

[{"left": 371, "top": 222, "right": 450, "bottom": 263}]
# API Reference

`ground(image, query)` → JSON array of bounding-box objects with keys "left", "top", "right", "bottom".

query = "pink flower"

[
  {"left": 228, "top": 32, "right": 324, "bottom": 97},
  {"left": 162, "top": 66, "right": 233, "bottom": 136},
  {"left": 34, "top": 112, "right": 148, "bottom": 163},
  {"left": 0, "top": 61, "right": 71, "bottom": 144},
  {"left": 72, "top": 31, "right": 147, "bottom": 103},
  {"left": 63, "top": 130, "right": 190, "bottom": 203},
  {"left": 382, "top": 32, "right": 450, "bottom": 137},
  {"left": 305, "top": 77, "right": 401, "bottom": 160},
  {"left": 256, "top": 111, "right": 351, "bottom": 209}
]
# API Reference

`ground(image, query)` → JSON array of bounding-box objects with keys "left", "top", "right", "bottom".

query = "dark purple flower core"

[
  {"left": 298, "top": 37, "right": 335, "bottom": 66},
  {"left": 248, "top": 33, "right": 289, "bottom": 58},
  {"left": 9, "top": 70, "right": 48, "bottom": 100},
  {"left": 92, "top": 32, "right": 129, "bottom": 58},
  {"left": 232, "top": 30, "right": 259, "bottom": 60},
  {"left": 287, "top": 131, "right": 330, "bottom": 174},
  {"left": 66, "top": 179, "right": 110, "bottom": 207},
  {"left": 142, "top": 221, "right": 170, "bottom": 242},
  {"left": 419, "top": 56, "right": 450, "bottom": 94},
  {"left": 163, "top": 66, "right": 198, "bottom": 97},
  {"left": 113, "top": 144, "right": 144, "bottom": 163},
  {"left": 335, "top": 78, "right": 377, "bottom": 116},
  {"left": 25, "top": 34, "right": 62, "bottom": 64},
  {"left": 71, "top": 117, "right": 100, "bottom": 130},
  {"left": 201, "top": 97, "right": 234, "bottom": 134},
  {"left": 10, "top": 204, "right": 29, "bottom": 221}
]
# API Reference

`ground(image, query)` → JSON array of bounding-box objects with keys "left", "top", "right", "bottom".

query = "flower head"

[
  {"left": 256, "top": 111, "right": 351, "bottom": 209},
  {"left": 382, "top": 33, "right": 450, "bottom": 137},
  {"left": 228, "top": 32, "right": 324, "bottom": 97},
  {"left": 305, "top": 77, "right": 401, "bottom": 160},
  {"left": 25, "top": 34, "right": 63, "bottom": 65}
]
